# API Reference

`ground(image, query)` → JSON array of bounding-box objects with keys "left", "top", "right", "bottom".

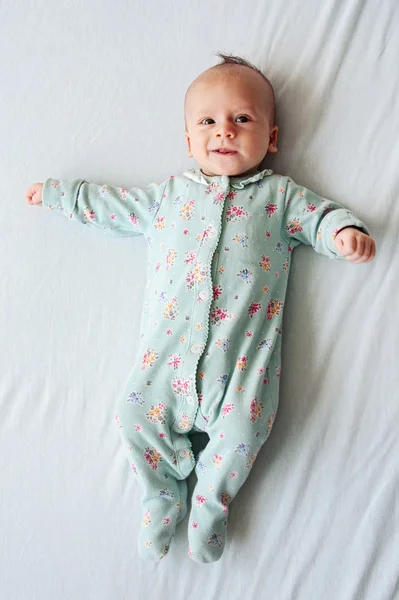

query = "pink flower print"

[
  {"left": 285, "top": 218, "right": 303, "bottom": 235},
  {"left": 205, "top": 182, "right": 219, "bottom": 194},
  {"left": 118, "top": 187, "right": 128, "bottom": 202},
  {"left": 210, "top": 306, "right": 233, "bottom": 327},
  {"left": 229, "top": 472, "right": 238, "bottom": 479},
  {"left": 213, "top": 284, "right": 222, "bottom": 300},
  {"left": 248, "top": 302, "right": 262, "bottom": 318},
  {"left": 134, "top": 424, "right": 143, "bottom": 432},
  {"left": 265, "top": 230, "right": 271, "bottom": 238},
  {"left": 226, "top": 205, "right": 251, "bottom": 222},
  {"left": 166, "top": 328, "right": 172, "bottom": 335},
  {"left": 220, "top": 432, "right": 225, "bottom": 439},
  {"left": 188, "top": 547, "right": 194, "bottom": 558},
  {"left": 154, "top": 216, "right": 165, "bottom": 230},
  {"left": 184, "top": 250, "right": 196, "bottom": 264},
  {"left": 128, "top": 212, "right": 138, "bottom": 226},
  {"left": 109, "top": 214, "right": 117, "bottom": 221},
  {"left": 183, "top": 228, "right": 189, "bottom": 235},
  {"left": 131, "top": 462, "right": 138, "bottom": 475},
  {"left": 167, "top": 353, "right": 182, "bottom": 370},
  {"left": 267, "top": 299, "right": 284, "bottom": 321},
  {"left": 214, "top": 192, "right": 225, "bottom": 204},
  {"left": 245, "top": 330, "right": 253, "bottom": 337},
  {"left": 163, "top": 516, "right": 172, "bottom": 526},
  {"left": 171, "top": 377, "right": 191, "bottom": 397},
  {"left": 165, "top": 249, "right": 177, "bottom": 270},
  {"left": 212, "top": 453, "right": 223, "bottom": 469},
  {"left": 196, "top": 494, "right": 207, "bottom": 507},
  {"left": 265, "top": 203, "right": 277, "bottom": 217},
  {"left": 226, "top": 190, "right": 237, "bottom": 201},
  {"left": 236, "top": 356, "right": 248, "bottom": 372},
  {"left": 257, "top": 366, "right": 265, "bottom": 375},
  {"left": 307, "top": 204, "right": 317, "bottom": 212},
  {"left": 144, "top": 447, "right": 163, "bottom": 470},
  {"left": 158, "top": 432, "right": 167, "bottom": 439},
  {"left": 321, "top": 204, "right": 334, "bottom": 218},
  {"left": 141, "top": 348, "right": 159, "bottom": 371},
  {"left": 259, "top": 255, "right": 271, "bottom": 272},
  {"left": 250, "top": 397, "right": 263, "bottom": 423},
  {"left": 221, "top": 403, "right": 235, "bottom": 418},
  {"left": 276, "top": 365, "right": 282, "bottom": 379},
  {"left": 143, "top": 510, "right": 151, "bottom": 526},
  {"left": 83, "top": 207, "right": 96, "bottom": 221},
  {"left": 155, "top": 261, "right": 161, "bottom": 274},
  {"left": 178, "top": 413, "right": 191, "bottom": 431},
  {"left": 275, "top": 271, "right": 279, "bottom": 279},
  {"left": 146, "top": 402, "right": 167, "bottom": 425},
  {"left": 200, "top": 222, "right": 216, "bottom": 244},
  {"left": 192, "top": 521, "right": 199, "bottom": 529}
]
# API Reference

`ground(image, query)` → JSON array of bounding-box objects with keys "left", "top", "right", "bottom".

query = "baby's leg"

[
  {"left": 115, "top": 396, "right": 195, "bottom": 560},
  {"left": 187, "top": 403, "right": 276, "bottom": 563}
]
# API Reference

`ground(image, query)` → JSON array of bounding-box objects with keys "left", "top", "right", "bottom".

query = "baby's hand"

[
  {"left": 334, "top": 227, "right": 376, "bottom": 263},
  {"left": 25, "top": 183, "right": 44, "bottom": 206}
]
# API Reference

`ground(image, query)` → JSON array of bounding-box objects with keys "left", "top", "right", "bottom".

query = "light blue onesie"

[{"left": 42, "top": 168, "right": 369, "bottom": 563}]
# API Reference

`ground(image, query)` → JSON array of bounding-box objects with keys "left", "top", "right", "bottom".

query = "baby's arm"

[
  {"left": 25, "top": 178, "right": 167, "bottom": 237},
  {"left": 281, "top": 178, "right": 376, "bottom": 262}
]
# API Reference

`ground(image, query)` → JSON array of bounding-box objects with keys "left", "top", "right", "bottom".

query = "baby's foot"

[
  {"left": 138, "top": 481, "right": 188, "bottom": 560},
  {"left": 187, "top": 507, "right": 228, "bottom": 563}
]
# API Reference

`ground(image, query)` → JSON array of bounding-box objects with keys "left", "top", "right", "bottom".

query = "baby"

[{"left": 26, "top": 54, "right": 376, "bottom": 564}]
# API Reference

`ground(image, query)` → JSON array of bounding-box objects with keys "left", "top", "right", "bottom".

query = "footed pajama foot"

[
  {"left": 187, "top": 505, "right": 228, "bottom": 563},
  {"left": 138, "top": 482, "right": 188, "bottom": 560}
]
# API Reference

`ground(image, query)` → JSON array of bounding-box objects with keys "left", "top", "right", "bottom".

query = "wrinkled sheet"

[{"left": 1, "top": 0, "right": 398, "bottom": 598}]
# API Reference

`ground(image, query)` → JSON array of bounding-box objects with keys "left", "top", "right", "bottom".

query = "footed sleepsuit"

[{"left": 43, "top": 168, "right": 369, "bottom": 563}]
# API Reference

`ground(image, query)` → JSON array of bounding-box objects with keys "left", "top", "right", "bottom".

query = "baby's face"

[{"left": 184, "top": 67, "right": 278, "bottom": 177}]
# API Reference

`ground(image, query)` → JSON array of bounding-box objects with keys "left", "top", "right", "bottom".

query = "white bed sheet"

[{"left": 1, "top": 0, "right": 398, "bottom": 598}]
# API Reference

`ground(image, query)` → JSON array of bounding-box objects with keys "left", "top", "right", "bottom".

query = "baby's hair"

[{"left": 214, "top": 52, "right": 276, "bottom": 123}]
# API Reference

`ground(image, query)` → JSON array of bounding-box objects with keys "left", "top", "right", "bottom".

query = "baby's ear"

[
  {"left": 268, "top": 125, "right": 278, "bottom": 153},
  {"left": 185, "top": 132, "right": 193, "bottom": 157}
]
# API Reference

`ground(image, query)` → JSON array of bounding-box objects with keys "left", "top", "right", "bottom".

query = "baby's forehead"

[{"left": 185, "top": 64, "right": 274, "bottom": 114}]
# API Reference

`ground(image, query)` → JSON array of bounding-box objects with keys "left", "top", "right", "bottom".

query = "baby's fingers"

[
  {"left": 25, "top": 183, "right": 43, "bottom": 205},
  {"left": 353, "top": 238, "right": 376, "bottom": 264}
]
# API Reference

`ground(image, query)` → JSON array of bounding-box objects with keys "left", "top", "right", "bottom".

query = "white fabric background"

[{"left": 1, "top": 0, "right": 398, "bottom": 598}]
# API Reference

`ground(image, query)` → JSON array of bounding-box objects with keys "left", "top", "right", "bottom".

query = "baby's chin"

[{"left": 200, "top": 164, "right": 261, "bottom": 178}]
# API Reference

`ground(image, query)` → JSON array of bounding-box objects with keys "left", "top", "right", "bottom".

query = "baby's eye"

[
  {"left": 201, "top": 118, "right": 215, "bottom": 125},
  {"left": 236, "top": 115, "right": 249, "bottom": 123}
]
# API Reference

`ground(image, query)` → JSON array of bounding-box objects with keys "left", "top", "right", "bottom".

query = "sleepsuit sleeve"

[
  {"left": 280, "top": 178, "right": 370, "bottom": 258},
  {"left": 42, "top": 177, "right": 167, "bottom": 237}
]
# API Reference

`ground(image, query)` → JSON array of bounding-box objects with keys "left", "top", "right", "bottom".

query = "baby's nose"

[{"left": 216, "top": 123, "right": 236, "bottom": 138}]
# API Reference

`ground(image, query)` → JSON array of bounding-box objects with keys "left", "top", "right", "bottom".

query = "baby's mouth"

[{"left": 212, "top": 149, "right": 238, "bottom": 155}]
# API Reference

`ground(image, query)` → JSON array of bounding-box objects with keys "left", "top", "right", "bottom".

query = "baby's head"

[{"left": 184, "top": 54, "right": 278, "bottom": 178}]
